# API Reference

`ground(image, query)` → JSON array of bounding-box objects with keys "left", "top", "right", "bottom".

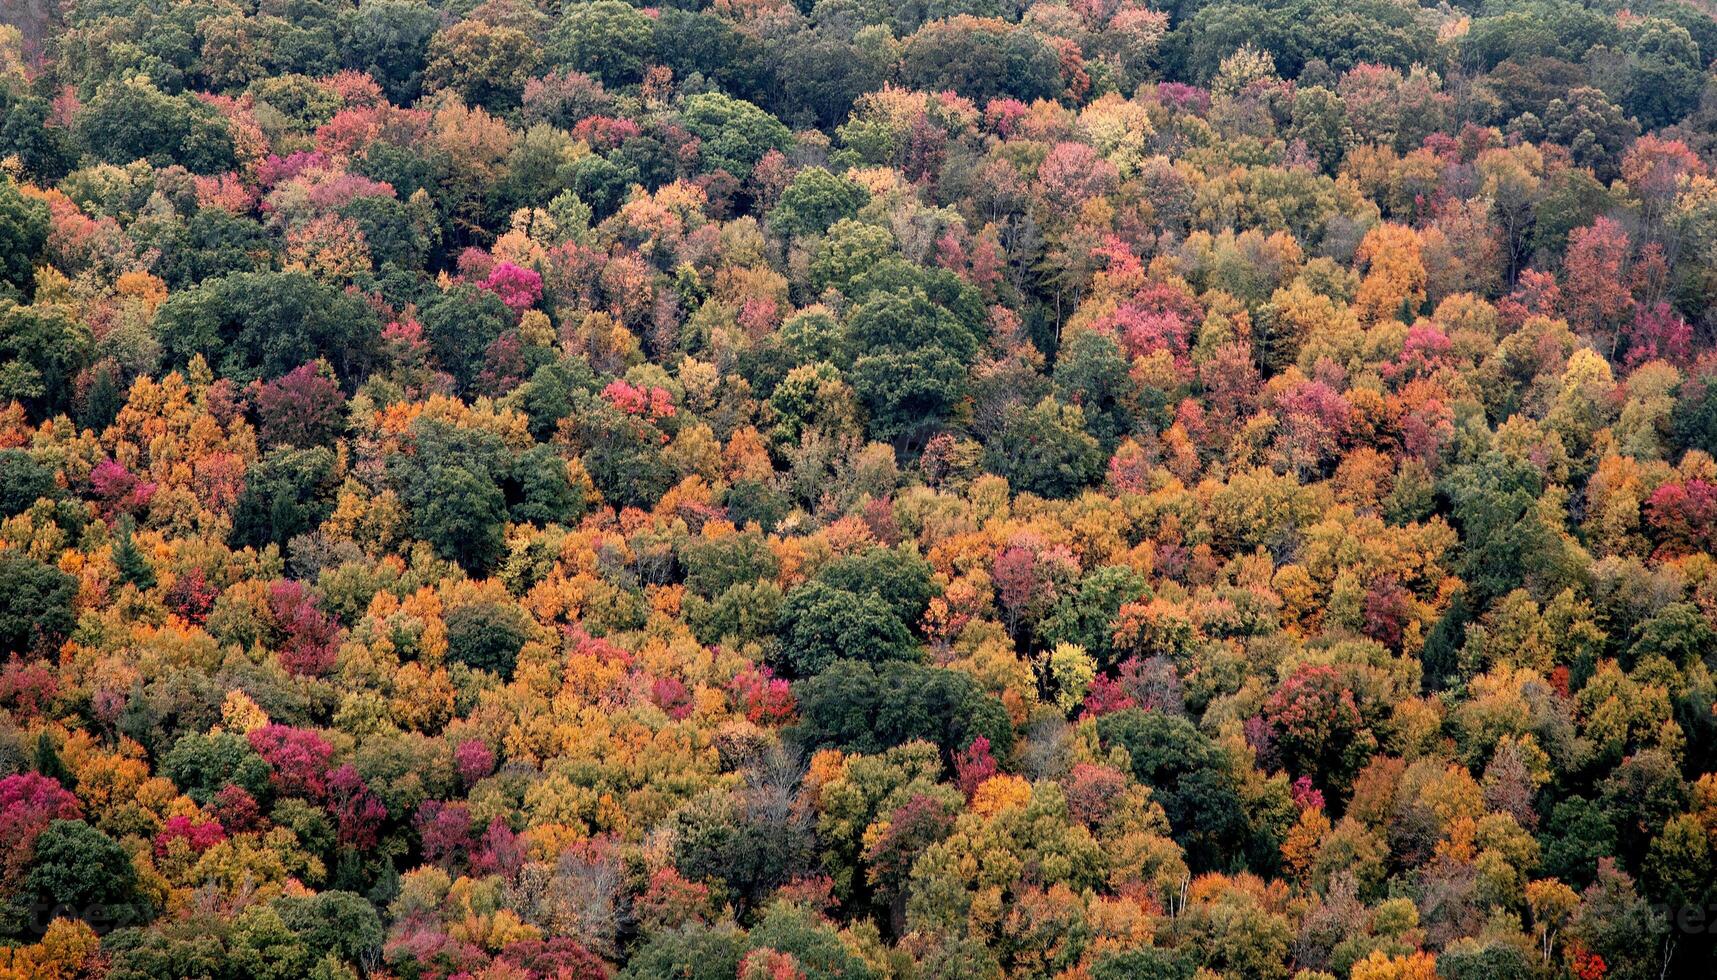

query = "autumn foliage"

[{"left": 1, "top": 0, "right": 1717, "bottom": 977}]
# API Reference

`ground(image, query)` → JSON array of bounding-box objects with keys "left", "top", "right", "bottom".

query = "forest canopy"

[{"left": 2, "top": 0, "right": 1717, "bottom": 977}]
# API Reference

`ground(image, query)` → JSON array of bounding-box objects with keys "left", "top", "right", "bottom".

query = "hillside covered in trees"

[{"left": 5, "top": 0, "right": 1717, "bottom": 976}]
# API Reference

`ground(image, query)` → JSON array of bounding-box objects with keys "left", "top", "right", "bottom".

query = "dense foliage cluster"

[{"left": 4, "top": 0, "right": 1717, "bottom": 977}]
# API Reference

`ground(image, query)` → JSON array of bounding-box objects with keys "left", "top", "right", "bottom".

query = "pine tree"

[
  {"left": 34, "top": 732, "right": 72, "bottom": 788},
  {"left": 113, "top": 518, "right": 155, "bottom": 590}
]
